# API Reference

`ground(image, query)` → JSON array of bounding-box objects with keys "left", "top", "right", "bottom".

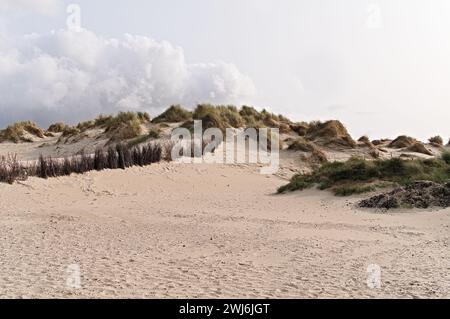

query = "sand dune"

[{"left": 1, "top": 162, "right": 449, "bottom": 298}]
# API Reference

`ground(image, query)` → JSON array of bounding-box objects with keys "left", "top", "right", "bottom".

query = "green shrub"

[{"left": 278, "top": 156, "right": 450, "bottom": 196}]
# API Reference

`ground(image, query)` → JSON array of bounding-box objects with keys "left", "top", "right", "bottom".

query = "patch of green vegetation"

[{"left": 278, "top": 156, "right": 450, "bottom": 196}]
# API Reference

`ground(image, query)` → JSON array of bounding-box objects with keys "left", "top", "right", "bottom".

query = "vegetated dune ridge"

[
  {"left": 1, "top": 162, "right": 450, "bottom": 298},
  {"left": 1, "top": 105, "right": 450, "bottom": 298}
]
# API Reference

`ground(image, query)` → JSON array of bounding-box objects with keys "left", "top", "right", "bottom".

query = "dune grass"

[
  {"left": 152, "top": 105, "right": 192, "bottom": 123},
  {"left": 278, "top": 153, "right": 450, "bottom": 196},
  {"left": 0, "top": 121, "right": 45, "bottom": 143},
  {"left": 180, "top": 104, "right": 293, "bottom": 134},
  {"left": 104, "top": 111, "right": 150, "bottom": 141},
  {"left": 127, "top": 127, "right": 161, "bottom": 147},
  {"left": 47, "top": 122, "right": 67, "bottom": 133}
]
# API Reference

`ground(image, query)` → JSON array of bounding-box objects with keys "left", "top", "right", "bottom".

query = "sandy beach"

[{"left": 1, "top": 161, "right": 449, "bottom": 298}]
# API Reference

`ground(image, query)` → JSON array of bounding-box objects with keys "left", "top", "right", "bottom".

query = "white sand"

[{"left": 1, "top": 161, "right": 450, "bottom": 298}]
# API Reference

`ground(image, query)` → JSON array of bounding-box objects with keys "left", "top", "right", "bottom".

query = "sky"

[{"left": 0, "top": 0, "right": 449, "bottom": 140}]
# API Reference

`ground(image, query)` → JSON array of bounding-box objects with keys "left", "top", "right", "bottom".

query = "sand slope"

[{"left": 1, "top": 162, "right": 450, "bottom": 298}]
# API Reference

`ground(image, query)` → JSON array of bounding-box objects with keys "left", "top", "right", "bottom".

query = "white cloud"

[
  {"left": 0, "top": 0, "right": 61, "bottom": 15},
  {"left": 0, "top": 29, "right": 256, "bottom": 127}
]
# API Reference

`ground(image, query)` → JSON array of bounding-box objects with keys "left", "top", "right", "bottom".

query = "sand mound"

[
  {"left": 305, "top": 120, "right": 356, "bottom": 148},
  {"left": 388, "top": 135, "right": 417, "bottom": 148},
  {"left": 288, "top": 137, "right": 327, "bottom": 163},
  {"left": 406, "top": 142, "right": 433, "bottom": 156},
  {"left": 359, "top": 181, "right": 450, "bottom": 209}
]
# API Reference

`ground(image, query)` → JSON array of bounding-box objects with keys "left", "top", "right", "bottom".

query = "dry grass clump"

[
  {"left": 27, "top": 143, "right": 163, "bottom": 180},
  {"left": 288, "top": 137, "right": 328, "bottom": 164},
  {"left": 388, "top": 135, "right": 417, "bottom": 148},
  {"left": 76, "top": 120, "right": 95, "bottom": 132},
  {"left": 289, "top": 122, "right": 309, "bottom": 136},
  {"left": 191, "top": 104, "right": 242, "bottom": 132},
  {"left": 94, "top": 114, "right": 114, "bottom": 127},
  {"left": 104, "top": 112, "right": 150, "bottom": 141},
  {"left": 239, "top": 106, "right": 265, "bottom": 128},
  {"left": 305, "top": 120, "right": 356, "bottom": 148},
  {"left": 185, "top": 104, "right": 293, "bottom": 133},
  {"left": 47, "top": 122, "right": 67, "bottom": 133},
  {"left": 153, "top": 105, "right": 192, "bottom": 123},
  {"left": 0, "top": 121, "right": 45, "bottom": 143},
  {"left": 0, "top": 154, "right": 27, "bottom": 184},
  {"left": 429, "top": 135, "right": 444, "bottom": 147}
]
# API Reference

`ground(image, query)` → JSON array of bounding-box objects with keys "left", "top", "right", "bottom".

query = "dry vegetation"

[
  {"left": 0, "top": 154, "right": 27, "bottom": 184},
  {"left": 103, "top": 111, "right": 150, "bottom": 142},
  {"left": 180, "top": 104, "right": 294, "bottom": 134},
  {"left": 0, "top": 142, "right": 163, "bottom": 184},
  {"left": 389, "top": 135, "right": 417, "bottom": 148},
  {"left": 47, "top": 122, "right": 66, "bottom": 133},
  {"left": 0, "top": 121, "right": 45, "bottom": 143}
]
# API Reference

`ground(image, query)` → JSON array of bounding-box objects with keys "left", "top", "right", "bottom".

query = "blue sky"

[{"left": 1, "top": 0, "right": 450, "bottom": 140}]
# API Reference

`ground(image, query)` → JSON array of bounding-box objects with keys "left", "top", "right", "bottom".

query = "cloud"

[
  {"left": 0, "top": 29, "right": 256, "bottom": 127},
  {"left": 0, "top": 0, "right": 61, "bottom": 15}
]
